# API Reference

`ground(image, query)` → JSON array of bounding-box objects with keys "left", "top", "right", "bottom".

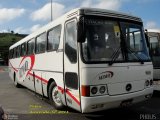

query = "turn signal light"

[{"left": 81, "top": 85, "right": 90, "bottom": 97}]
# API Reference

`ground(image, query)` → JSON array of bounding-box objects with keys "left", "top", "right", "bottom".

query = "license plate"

[{"left": 120, "top": 99, "right": 133, "bottom": 107}]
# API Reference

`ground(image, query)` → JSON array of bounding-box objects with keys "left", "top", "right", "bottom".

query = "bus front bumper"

[{"left": 81, "top": 87, "right": 153, "bottom": 113}]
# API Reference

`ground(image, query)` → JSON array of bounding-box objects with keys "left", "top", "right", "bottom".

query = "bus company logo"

[
  {"left": 18, "top": 55, "right": 35, "bottom": 79},
  {"left": 98, "top": 71, "right": 114, "bottom": 80},
  {"left": 19, "top": 61, "right": 28, "bottom": 78}
]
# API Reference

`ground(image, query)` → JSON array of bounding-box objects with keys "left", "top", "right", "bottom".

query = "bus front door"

[{"left": 64, "top": 19, "right": 81, "bottom": 111}]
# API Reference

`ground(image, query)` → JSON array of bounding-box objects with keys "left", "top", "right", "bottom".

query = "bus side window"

[
  {"left": 65, "top": 20, "right": 77, "bottom": 63},
  {"left": 13, "top": 48, "right": 16, "bottom": 58},
  {"left": 36, "top": 33, "right": 46, "bottom": 54},
  {"left": 9, "top": 49, "right": 13, "bottom": 59},
  {"left": 27, "top": 38, "right": 35, "bottom": 55},
  {"left": 9, "top": 50, "right": 11, "bottom": 59},
  {"left": 17, "top": 46, "right": 21, "bottom": 58},
  {"left": 21, "top": 43, "right": 26, "bottom": 56},
  {"left": 47, "top": 25, "right": 61, "bottom": 51}
]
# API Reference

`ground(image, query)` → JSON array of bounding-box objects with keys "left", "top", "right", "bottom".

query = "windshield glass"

[
  {"left": 81, "top": 17, "right": 150, "bottom": 63},
  {"left": 148, "top": 32, "right": 160, "bottom": 67},
  {"left": 82, "top": 18, "right": 123, "bottom": 62},
  {"left": 120, "top": 22, "right": 150, "bottom": 61}
]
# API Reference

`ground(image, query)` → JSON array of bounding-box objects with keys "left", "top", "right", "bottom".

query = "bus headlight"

[
  {"left": 99, "top": 86, "right": 106, "bottom": 94},
  {"left": 91, "top": 86, "right": 98, "bottom": 95}
]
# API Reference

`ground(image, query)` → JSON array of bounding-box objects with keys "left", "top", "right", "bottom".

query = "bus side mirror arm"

[{"left": 144, "top": 29, "right": 150, "bottom": 49}]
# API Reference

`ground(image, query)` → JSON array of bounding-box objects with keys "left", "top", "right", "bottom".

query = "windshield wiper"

[
  {"left": 126, "top": 47, "right": 144, "bottom": 64},
  {"left": 108, "top": 47, "right": 121, "bottom": 66}
]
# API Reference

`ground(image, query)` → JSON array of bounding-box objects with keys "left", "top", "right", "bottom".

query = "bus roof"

[
  {"left": 9, "top": 7, "right": 142, "bottom": 50},
  {"left": 147, "top": 29, "right": 160, "bottom": 33}
]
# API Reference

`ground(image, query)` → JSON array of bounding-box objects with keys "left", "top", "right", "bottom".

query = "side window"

[
  {"left": 9, "top": 50, "right": 11, "bottom": 59},
  {"left": 65, "top": 20, "right": 77, "bottom": 63},
  {"left": 21, "top": 43, "right": 26, "bottom": 56},
  {"left": 128, "top": 28, "right": 142, "bottom": 51},
  {"left": 13, "top": 48, "right": 16, "bottom": 58},
  {"left": 16, "top": 46, "right": 21, "bottom": 58},
  {"left": 65, "top": 72, "right": 78, "bottom": 90},
  {"left": 10, "top": 49, "right": 13, "bottom": 59},
  {"left": 27, "top": 38, "right": 35, "bottom": 55},
  {"left": 36, "top": 33, "right": 46, "bottom": 53},
  {"left": 47, "top": 25, "right": 61, "bottom": 51}
]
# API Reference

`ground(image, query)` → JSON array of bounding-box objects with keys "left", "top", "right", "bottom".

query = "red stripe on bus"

[
  {"left": 28, "top": 73, "right": 80, "bottom": 106},
  {"left": 9, "top": 60, "right": 80, "bottom": 106},
  {"left": 66, "top": 89, "right": 80, "bottom": 106},
  {"left": 9, "top": 61, "right": 18, "bottom": 72},
  {"left": 58, "top": 86, "right": 80, "bottom": 106},
  {"left": 19, "top": 55, "right": 35, "bottom": 76},
  {"left": 58, "top": 86, "right": 64, "bottom": 94},
  {"left": 28, "top": 72, "right": 48, "bottom": 83}
]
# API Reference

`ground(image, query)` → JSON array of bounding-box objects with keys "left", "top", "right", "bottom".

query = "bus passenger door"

[{"left": 64, "top": 19, "right": 81, "bottom": 111}]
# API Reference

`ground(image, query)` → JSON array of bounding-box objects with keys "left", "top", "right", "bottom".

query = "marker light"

[
  {"left": 99, "top": 86, "right": 106, "bottom": 94},
  {"left": 91, "top": 87, "right": 98, "bottom": 95}
]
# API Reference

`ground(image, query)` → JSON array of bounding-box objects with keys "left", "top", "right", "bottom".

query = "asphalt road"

[{"left": 0, "top": 66, "right": 160, "bottom": 120}]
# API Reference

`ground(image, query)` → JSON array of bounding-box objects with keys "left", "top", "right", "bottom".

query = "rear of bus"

[{"left": 77, "top": 8, "right": 153, "bottom": 113}]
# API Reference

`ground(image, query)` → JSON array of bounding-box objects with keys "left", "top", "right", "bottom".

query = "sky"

[{"left": 0, "top": 0, "right": 160, "bottom": 34}]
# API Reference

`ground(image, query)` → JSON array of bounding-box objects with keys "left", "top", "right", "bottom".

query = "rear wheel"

[{"left": 49, "top": 82, "right": 64, "bottom": 109}]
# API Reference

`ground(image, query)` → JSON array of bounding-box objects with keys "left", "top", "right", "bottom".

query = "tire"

[
  {"left": 14, "top": 73, "right": 21, "bottom": 88},
  {"left": 49, "top": 82, "right": 64, "bottom": 109}
]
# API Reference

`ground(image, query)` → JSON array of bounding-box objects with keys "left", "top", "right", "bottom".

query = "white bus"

[
  {"left": 9, "top": 8, "right": 153, "bottom": 113},
  {"left": 145, "top": 29, "right": 160, "bottom": 91}
]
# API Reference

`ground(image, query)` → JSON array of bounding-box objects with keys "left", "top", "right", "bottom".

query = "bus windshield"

[{"left": 81, "top": 17, "right": 150, "bottom": 63}]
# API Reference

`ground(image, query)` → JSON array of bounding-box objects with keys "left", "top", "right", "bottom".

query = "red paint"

[
  {"left": 58, "top": 86, "right": 64, "bottom": 94},
  {"left": 9, "top": 61, "right": 18, "bottom": 72},
  {"left": 58, "top": 86, "right": 80, "bottom": 106},
  {"left": 19, "top": 55, "right": 35, "bottom": 76},
  {"left": 66, "top": 89, "right": 80, "bottom": 106},
  {"left": 9, "top": 55, "right": 80, "bottom": 106},
  {"left": 28, "top": 72, "right": 48, "bottom": 83}
]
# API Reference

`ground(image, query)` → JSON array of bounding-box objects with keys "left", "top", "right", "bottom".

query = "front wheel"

[{"left": 49, "top": 82, "right": 64, "bottom": 109}]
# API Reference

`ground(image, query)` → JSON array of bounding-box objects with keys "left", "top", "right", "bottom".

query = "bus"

[
  {"left": 9, "top": 8, "right": 153, "bottom": 113},
  {"left": 145, "top": 29, "right": 160, "bottom": 91}
]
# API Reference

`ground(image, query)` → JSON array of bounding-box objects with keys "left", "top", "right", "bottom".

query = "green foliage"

[{"left": 0, "top": 33, "right": 27, "bottom": 65}]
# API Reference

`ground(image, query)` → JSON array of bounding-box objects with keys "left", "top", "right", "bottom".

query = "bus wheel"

[
  {"left": 14, "top": 73, "right": 21, "bottom": 88},
  {"left": 49, "top": 82, "right": 63, "bottom": 109}
]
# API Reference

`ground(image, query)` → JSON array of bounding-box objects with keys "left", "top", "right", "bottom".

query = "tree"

[{"left": 11, "top": 30, "right": 14, "bottom": 34}]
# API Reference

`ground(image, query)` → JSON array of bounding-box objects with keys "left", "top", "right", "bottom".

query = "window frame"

[
  {"left": 13, "top": 48, "right": 17, "bottom": 58},
  {"left": 21, "top": 43, "right": 27, "bottom": 57},
  {"left": 27, "top": 38, "right": 35, "bottom": 55},
  {"left": 35, "top": 32, "right": 47, "bottom": 54},
  {"left": 16, "top": 45, "right": 21, "bottom": 58},
  {"left": 47, "top": 24, "right": 62, "bottom": 52},
  {"left": 64, "top": 19, "right": 78, "bottom": 63},
  {"left": 9, "top": 49, "right": 13, "bottom": 59}
]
